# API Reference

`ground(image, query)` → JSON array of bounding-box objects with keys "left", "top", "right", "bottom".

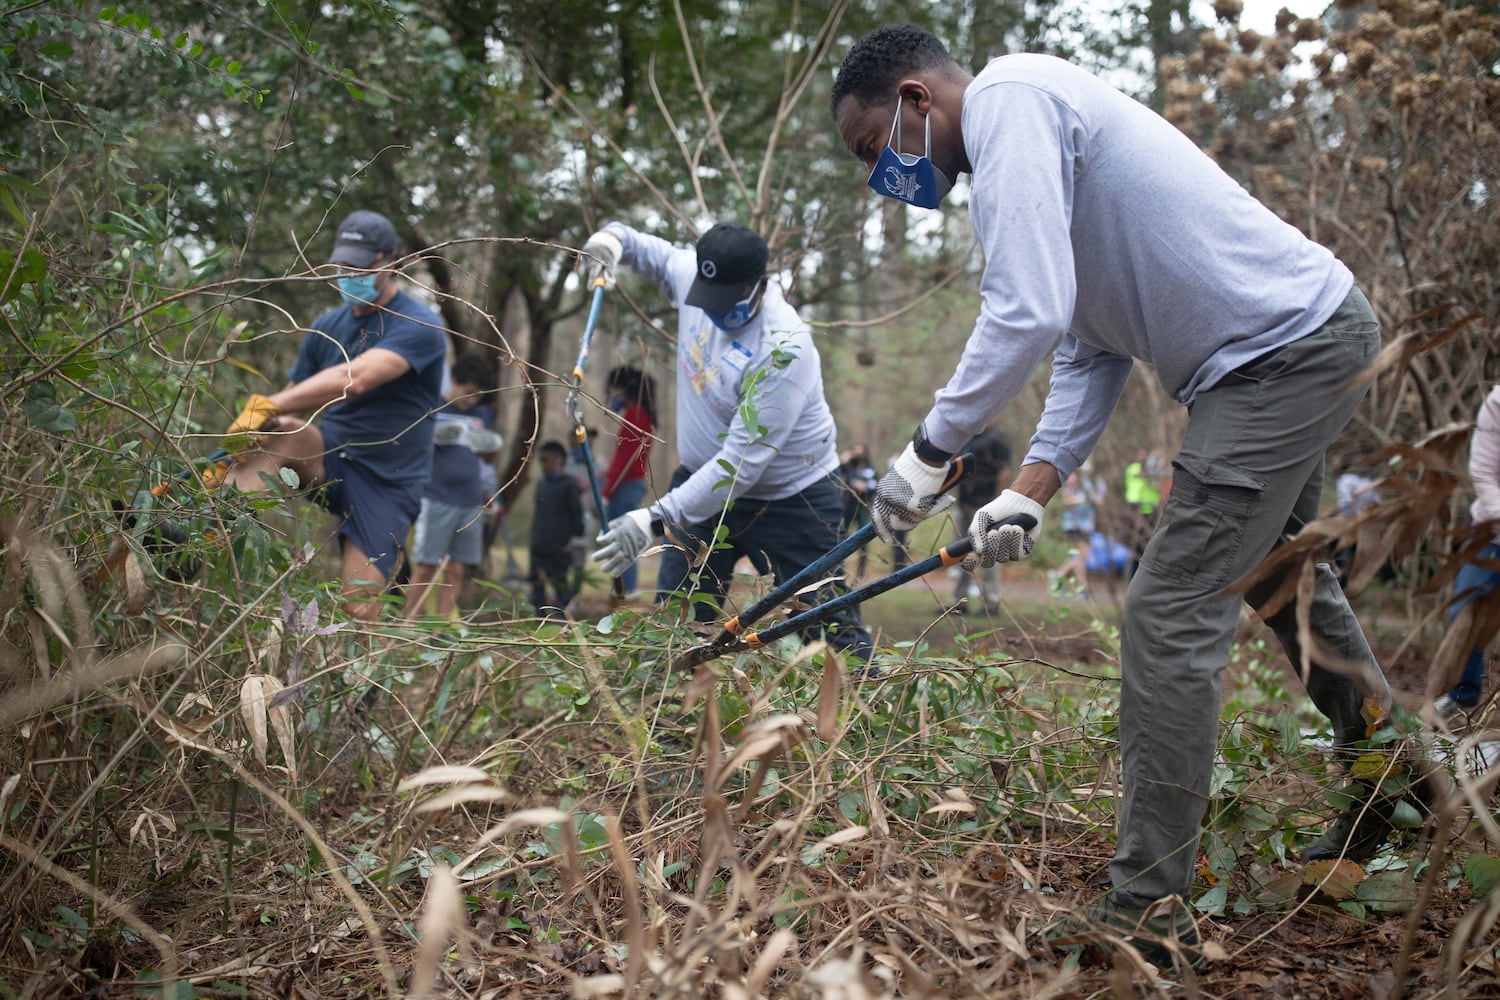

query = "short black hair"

[
  {"left": 539, "top": 440, "right": 567, "bottom": 460},
  {"left": 607, "top": 365, "right": 658, "bottom": 425},
  {"left": 451, "top": 351, "right": 494, "bottom": 392},
  {"left": 830, "top": 23, "right": 956, "bottom": 116}
]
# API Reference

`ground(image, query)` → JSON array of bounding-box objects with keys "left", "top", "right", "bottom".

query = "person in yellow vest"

[{"left": 1122, "top": 450, "right": 1161, "bottom": 576}]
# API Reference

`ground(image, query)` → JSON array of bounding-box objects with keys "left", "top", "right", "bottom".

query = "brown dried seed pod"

[
  {"left": 1462, "top": 28, "right": 1497, "bottom": 60},
  {"left": 1267, "top": 118, "right": 1298, "bottom": 147},
  {"left": 1262, "top": 37, "right": 1291, "bottom": 72},
  {"left": 1212, "top": 0, "right": 1243, "bottom": 23},
  {"left": 1414, "top": 0, "right": 1445, "bottom": 23},
  {"left": 1238, "top": 28, "right": 1263, "bottom": 53},
  {"left": 1347, "top": 40, "right": 1378, "bottom": 77},
  {"left": 1357, "top": 12, "right": 1399, "bottom": 42},
  {"left": 1293, "top": 18, "right": 1325, "bottom": 43},
  {"left": 1442, "top": 7, "right": 1477, "bottom": 36},
  {"left": 1409, "top": 24, "right": 1443, "bottom": 52}
]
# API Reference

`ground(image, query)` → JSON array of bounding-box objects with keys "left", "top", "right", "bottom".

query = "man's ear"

[{"left": 897, "top": 78, "right": 934, "bottom": 114}]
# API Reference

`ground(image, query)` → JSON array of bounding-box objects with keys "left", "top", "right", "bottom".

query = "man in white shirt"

[{"left": 585, "top": 222, "right": 872, "bottom": 661}]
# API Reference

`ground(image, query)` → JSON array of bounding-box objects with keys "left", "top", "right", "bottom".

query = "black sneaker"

[{"left": 1043, "top": 893, "right": 1206, "bottom": 971}]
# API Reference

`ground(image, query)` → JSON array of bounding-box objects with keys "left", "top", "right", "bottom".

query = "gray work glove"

[
  {"left": 592, "top": 508, "right": 659, "bottom": 578},
  {"left": 581, "top": 230, "right": 623, "bottom": 288},
  {"left": 965, "top": 490, "right": 1046, "bottom": 569},
  {"left": 870, "top": 443, "right": 957, "bottom": 543}
]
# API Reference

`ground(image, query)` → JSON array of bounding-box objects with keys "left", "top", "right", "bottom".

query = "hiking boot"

[
  {"left": 1303, "top": 767, "right": 1436, "bottom": 863},
  {"left": 1043, "top": 893, "right": 1206, "bottom": 971}
]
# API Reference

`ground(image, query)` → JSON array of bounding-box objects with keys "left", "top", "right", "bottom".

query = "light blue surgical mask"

[
  {"left": 703, "top": 281, "right": 765, "bottom": 332},
  {"left": 866, "top": 98, "right": 953, "bottom": 210},
  {"left": 337, "top": 272, "right": 379, "bottom": 305}
]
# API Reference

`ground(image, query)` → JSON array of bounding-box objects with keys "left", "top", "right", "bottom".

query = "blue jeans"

[
  {"left": 655, "top": 468, "right": 872, "bottom": 659},
  {"left": 1445, "top": 540, "right": 1500, "bottom": 706},
  {"left": 605, "top": 477, "right": 649, "bottom": 593}
]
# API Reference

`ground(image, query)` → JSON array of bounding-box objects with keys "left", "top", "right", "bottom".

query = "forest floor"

[{"left": 6, "top": 556, "right": 1497, "bottom": 999}]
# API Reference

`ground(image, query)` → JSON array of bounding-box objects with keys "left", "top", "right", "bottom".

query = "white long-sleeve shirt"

[
  {"left": 922, "top": 54, "right": 1354, "bottom": 478},
  {"left": 1471, "top": 385, "right": 1500, "bottom": 527},
  {"left": 604, "top": 223, "right": 840, "bottom": 527}
]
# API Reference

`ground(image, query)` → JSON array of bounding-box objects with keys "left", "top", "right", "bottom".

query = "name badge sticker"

[{"left": 720, "top": 341, "right": 754, "bottom": 375}]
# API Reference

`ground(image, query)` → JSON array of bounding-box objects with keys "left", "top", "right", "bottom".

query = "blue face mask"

[
  {"left": 703, "top": 281, "right": 765, "bottom": 332},
  {"left": 866, "top": 98, "right": 953, "bottom": 210},
  {"left": 337, "top": 272, "right": 379, "bottom": 305}
]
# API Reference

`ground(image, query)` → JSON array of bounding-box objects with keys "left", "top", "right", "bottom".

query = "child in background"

[
  {"left": 600, "top": 366, "right": 657, "bottom": 595},
  {"left": 530, "top": 440, "right": 585, "bottom": 618},
  {"left": 405, "top": 353, "right": 499, "bottom": 620},
  {"left": 1053, "top": 462, "right": 1106, "bottom": 599}
]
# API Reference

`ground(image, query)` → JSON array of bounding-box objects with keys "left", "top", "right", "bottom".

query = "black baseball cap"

[
  {"left": 329, "top": 210, "right": 399, "bottom": 267},
  {"left": 685, "top": 222, "right": 769, "bottom": 312}
]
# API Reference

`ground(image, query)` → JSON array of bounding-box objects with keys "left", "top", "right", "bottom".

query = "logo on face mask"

[
  {"left": 880, "top": 165, "right": 923, "bottom": 202},
  {"left": 866, "top": 98, "right": 953, "bottom": 211},
  {"left": 703, "top": 281, "right": 765, "bottom": 332}
]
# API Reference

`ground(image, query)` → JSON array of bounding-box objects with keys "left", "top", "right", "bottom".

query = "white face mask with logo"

[{"left": 866, "top": 98, "right": 953, "bottom": 211}]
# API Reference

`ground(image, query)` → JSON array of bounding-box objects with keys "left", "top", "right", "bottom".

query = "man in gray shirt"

[
  {"left": 586, "top": 222, "right": 872, "bottom": 661},
  {"left": 831, "top": 23, "right": 1409, "bottom": 965}
]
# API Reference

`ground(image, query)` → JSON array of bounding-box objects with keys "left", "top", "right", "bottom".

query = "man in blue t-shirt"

[
  {"left": 220, "top": 209, "right": 447, "bottom": 621},
  {"left": 404, "top": 352, "right": 500, "bottom": 620}
]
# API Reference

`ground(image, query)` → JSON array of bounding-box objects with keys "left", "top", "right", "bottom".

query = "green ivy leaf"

[
  {"left": 1194, "top": 882, "right": 1228, "bottom": 916},
  {"left": 1464, "top": 854, "right": 1500, "bottom": 897},
  {"left": 1388, "top": 798, "right": 1423, "bottom": 829},
  {"left": 26, "top": 401, "right": 76, "bottom": 432}
]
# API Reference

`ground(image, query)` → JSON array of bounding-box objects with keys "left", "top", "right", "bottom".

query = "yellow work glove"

[{"left": 223, "top": 394, "right": 280, "bottom": 450}]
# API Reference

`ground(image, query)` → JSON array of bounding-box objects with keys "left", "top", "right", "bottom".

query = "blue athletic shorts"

[
  {"left": 410, "top": 498, "right": 485, "bottom": 567},
  {"left": 315, "top": 450, "right": 421, "bottom": 581}
]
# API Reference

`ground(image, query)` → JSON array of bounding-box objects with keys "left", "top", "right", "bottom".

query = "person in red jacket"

[{"left": 600, "top": 366, "right": 657, "bottom": 594}]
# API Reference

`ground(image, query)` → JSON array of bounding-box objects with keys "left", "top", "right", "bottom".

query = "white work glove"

[
  {"left": 869, "top": 443, "right": 958, "bottom": 544},
  {"left": 965, "top": 490, "right": 1045, "bottom": 569},
  {"left": 467, "top": 428, "right": 503, "bottom": 454},
  {"left": 592, "top": 508, "right": 659, "bottom": 577},
  {"left": 581, "top": 230, "right": 623, "bottom": 288}
]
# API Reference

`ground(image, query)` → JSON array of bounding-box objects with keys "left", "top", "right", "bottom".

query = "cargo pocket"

[{"left": 1140, "top": 457, "right": 1267, "bottom": 591}]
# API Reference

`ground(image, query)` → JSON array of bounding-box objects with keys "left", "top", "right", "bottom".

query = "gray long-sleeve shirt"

[
  {"left": 604, "top": 223, "right": 840, "bottom": 527},
  {"left": 923, "top": 54, "right": 1354, "bottom": 478}
]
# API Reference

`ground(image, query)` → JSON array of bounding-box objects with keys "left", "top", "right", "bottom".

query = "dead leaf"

[
  {"left": 238, "top": 673, "right": 294, "bottom": 775},
  {"left": 1303, "top": 858, "right": 1366, "bottom": 900},
  {"left": 397, "top": 765, "right": 494, "bottom": 791},
  {"left": 816, "top": 651, "right": 841, "bottom": 742},
  {"left": 410, "top": 865, "right": 464, "bottom": 1000}
]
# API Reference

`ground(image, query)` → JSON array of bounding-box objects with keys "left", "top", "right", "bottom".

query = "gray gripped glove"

[
  {"left": 581, "top": 230, "right": 623, "bottom": 289},
  {"left": 964, "top": 489, "right": 1046, "bottom": 570},
  {"left": 869, "top": 443, "right": 958, "bottom": 544},
  {"left": 592, "top": 508, "right": 660, "bottom": 578}
]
